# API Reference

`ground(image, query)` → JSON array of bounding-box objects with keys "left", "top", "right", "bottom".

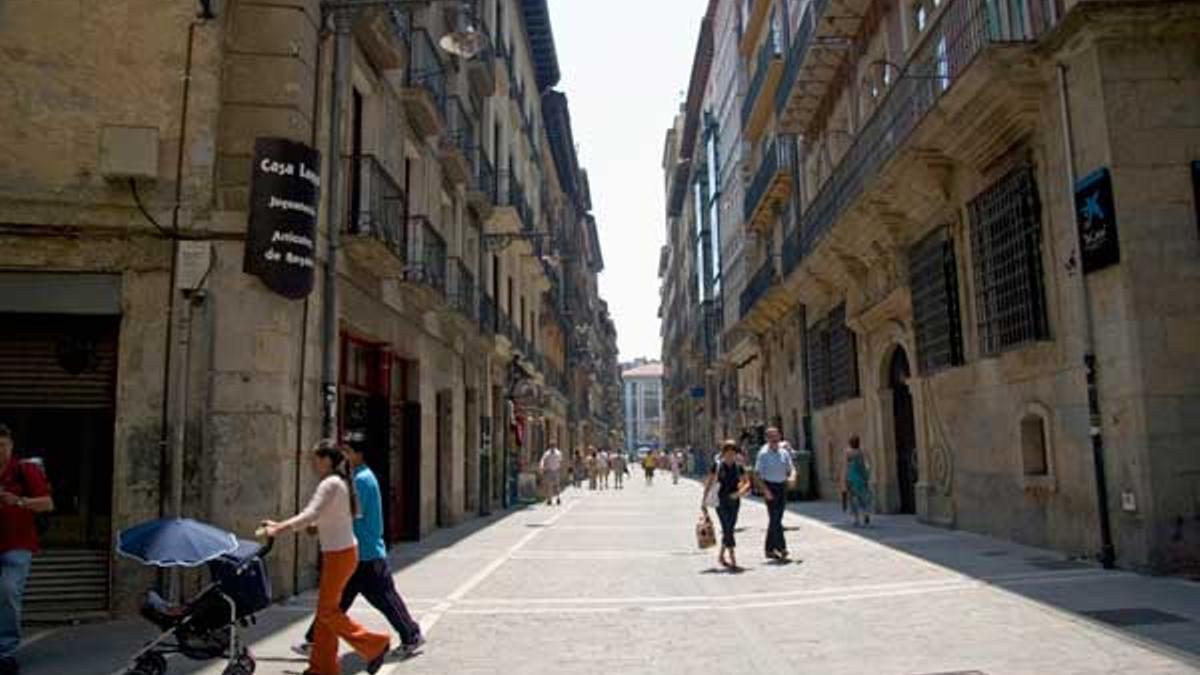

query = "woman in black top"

[{"left": 703, "top": 440, "right": 749, "bottom": 570}]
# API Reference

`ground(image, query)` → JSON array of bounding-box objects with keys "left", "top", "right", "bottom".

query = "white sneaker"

[{"left": 291, "top": 642, "right": 312, "bottom": 657}]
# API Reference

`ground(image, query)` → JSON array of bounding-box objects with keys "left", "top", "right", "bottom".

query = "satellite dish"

[
  {"left": 439, "top": 2, "right": 488, "bottom": 60},
  {"left": 440, "top": 29, "right": 488, "bottom": 60}
]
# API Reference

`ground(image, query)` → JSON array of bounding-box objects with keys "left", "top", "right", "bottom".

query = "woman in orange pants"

[{"left": 264, "top": 442, "right": 390, "bottom": 675}]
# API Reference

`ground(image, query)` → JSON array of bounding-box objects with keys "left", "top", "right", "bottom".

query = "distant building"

[{"left": 622, "top": 362, "right": 664, "bottom": 453}]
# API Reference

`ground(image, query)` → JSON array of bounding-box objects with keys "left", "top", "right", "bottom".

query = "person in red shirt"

[{"left": 0, "top": 424, "right": 54, "bottom": 675}]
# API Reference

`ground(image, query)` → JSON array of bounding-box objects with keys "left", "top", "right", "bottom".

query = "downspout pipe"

[
  {"left": 1057, "top": 63, "right": 1116, "bottom": 569},
  {"left": 320, "top": 9, "right": 353, "bottom": 440}
]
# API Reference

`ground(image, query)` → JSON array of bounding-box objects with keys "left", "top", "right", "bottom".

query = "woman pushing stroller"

[{"left": 262, "top": 441, "right": 390, "bottom": 675}]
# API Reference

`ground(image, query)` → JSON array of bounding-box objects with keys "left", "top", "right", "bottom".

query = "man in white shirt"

[
  {"left": 596, "top": 450, "right": 610, "bottom": 490},
  {"left": 754, "top": 427, "right": 797, "bottom": 560},
  {"left": 539, "top": 444, "right": 563, "bottom": 506}
]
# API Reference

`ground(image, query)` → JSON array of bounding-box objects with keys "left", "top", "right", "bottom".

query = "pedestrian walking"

[
  {"left": 670, "top": 450, "right": 682, "bottom": 485},
  {"left": 843, "top": 436, "right": 873, "bottom": 527},
  {"left": 292, "top": 443, "right": 424, "bottom": 661},
  {"left": 586, "top": 448, "right": 597, "bottom": 491},
  {"left": 642, "top": 451, "right": 656, "bottom": 485},
  {"left": 754, "top": 427, "right": 797, "bottom": 561},
  {"left": 540, "top": 443, "right": 564, "bottom": 506},
  {"left": 702, "top": 440, "right": 750, "bottom": 570},
  {"left": 611, "top": 452, "right": 626, "bottom": 489},
  {"left": 262, "top": 442, "right": 390, "bottom": 675},
  {"left": 0, "top": 424, "right": 55, "bottom": 675},
  {"left": 597, "top": 449, "right": 610, "bottom": 490}
]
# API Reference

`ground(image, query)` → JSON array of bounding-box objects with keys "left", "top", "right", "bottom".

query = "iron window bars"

[
  {"left": 969, "top": 165, "right": 1049, "bottom": 356},
  {"left": 909, "top": 225, "right": 965, "bottom": 374},
  {"left": 807, "top": 304, "right": 859, "bottom": 410}
]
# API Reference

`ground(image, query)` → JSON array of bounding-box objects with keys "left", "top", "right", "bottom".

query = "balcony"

[
  {"left": 793, "top": 0, "right": 1046, "bottom": 269},
  {"left": 489, "top": 170, "right": 534, "bottom": 234},
  {"left": 738, "top": 0, "right": 771, "bottom": 56},
  {"left": 447, "top": 258, "right": 476, "bottom": 321},
  {"left": 741, "top": 25, "right": 784, "bottom": 142},
  {"left": 401, "top": 215, "right": 447, "bottom": 295},
  {"left": 466, "top": 147, "right": 497, "bottom": 217},
  {"left": 353, "top": 8, "right": 408, "bottom": 72},
  {"left": 343, "top": 155, "right": 408, "bottom": 276},
  {"left": 478, "top": 290, "right": 496, "bottom": 336},
  {"left": 467, "top": 16, "right": 496, "bottom": 101},
  {"left": 739, "top": 257, "right": 776, "bottom": 319},
  {"left": 439, "top": 96, "right": 474, "bottom": 184},
  {"left": 744, "top": 138, "right": 794, "bottom": 231},
  {"left": 400, "top": 28, "right": 446, "bottom": 137}
]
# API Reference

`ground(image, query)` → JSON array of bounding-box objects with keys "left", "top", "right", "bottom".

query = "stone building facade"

[
  {"left": 661, "top": 0, "right": 1200, "bottom": 572},
  {"left": 0, "top": 0, "right": 618, "bottom": 618}
]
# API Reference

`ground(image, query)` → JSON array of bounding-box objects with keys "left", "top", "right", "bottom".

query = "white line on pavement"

[{"left": 416, "top": 497, "right": 583, "bottom": 636}]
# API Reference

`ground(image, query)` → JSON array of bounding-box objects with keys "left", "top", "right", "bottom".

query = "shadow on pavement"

[
  {"left": 16, "top": 502, "right": 535, "bottom": 675},
  {"left": 785, "top": 498, "right": 1200, "bottom": 664}
]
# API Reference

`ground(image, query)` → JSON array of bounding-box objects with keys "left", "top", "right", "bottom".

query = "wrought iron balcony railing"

[
  {"left": 743, "top": 138, "right": 793, "bottom": 224},
  {"left": 442, "top": 96, "right": 475, "bottom": 155},
  {"left": 478, "top": 290, "right": 496, "bottom": 335},
  {"left": 469, "top": 147, "right": 497, "bottom": 202},
  {"left": 403, "top": 215, "right": 447, "bottom": 294},
  {"left": 448, "top": 258, "right": 476, "bottom": 320},
  {"left": 346, "top": 155, "right": 407, "bottom": 254},
  {"left": 797, "top": 0, "right": 1043, "bottom": 264},
  {"left": 741, "top": 24, "right": 783, "bottom": 128},
  {"left": 406, "top": 28, "right": 446, "bottom": 110},
  {"left": 497, "top": 171, "right": 534, "bottom": 231},
  {"left": 774, "top": 0, "right": 821, "bottom": 113},
  {"left": 739, "top": 257, "right": 776, "bottom": 319}
]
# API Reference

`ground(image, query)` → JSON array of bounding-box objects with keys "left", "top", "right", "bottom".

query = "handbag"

[{"left": 695, "top": 512, "right": 716, "bottom": 549}]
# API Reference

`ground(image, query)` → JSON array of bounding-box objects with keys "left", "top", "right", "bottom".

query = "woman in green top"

[{"left": 843, "top": 436, "right": 872, "bottom": 527}]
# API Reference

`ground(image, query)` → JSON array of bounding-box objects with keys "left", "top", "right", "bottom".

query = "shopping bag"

[{"left": 695, "top": 512, "right": 716, "bottom": 549}]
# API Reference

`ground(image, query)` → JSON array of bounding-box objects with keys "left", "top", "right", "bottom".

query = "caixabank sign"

[
  {"left": 1074, "top": 167, "right": 1120, "bottom": 274},
  {"left": 244, "top": 137, "right": 321, "bottom": 299}
]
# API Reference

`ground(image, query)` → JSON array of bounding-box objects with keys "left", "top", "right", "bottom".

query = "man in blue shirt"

[
  {"left": 754, "top": 427, "right": 796, "bottom": 560},
  {"left": 295, "top": 443, "right": 424, "bottom": 658}
]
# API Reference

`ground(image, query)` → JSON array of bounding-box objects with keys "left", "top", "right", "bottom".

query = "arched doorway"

[{"left": 889, "top": 348, "right": 917, "bottom": 514}]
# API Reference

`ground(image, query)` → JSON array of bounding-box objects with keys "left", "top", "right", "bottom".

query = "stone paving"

[{"left": 17, "top": 477, "right": 1200, "bottom": 674}]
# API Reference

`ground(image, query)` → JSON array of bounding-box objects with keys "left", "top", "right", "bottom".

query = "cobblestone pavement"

[{"left": 18, "top": 477, "right": 1200, "bottom": 674}]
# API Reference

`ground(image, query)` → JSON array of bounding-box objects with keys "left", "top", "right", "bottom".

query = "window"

[
  {"left": 694, "top": 173, "right": 712, "bottom": 300},
  {"left": 909, "top": 226, "right": 964, "bottom": 374},
  {"left": 1020, "top": 413, "right": 1048, "bottom": 476},
  {"left": 914, "top": 2, "right": 928, "bottom": 31},
  {"left": 807, "top": 305, "right": 859, "bottom": 410},
  {"left": 969, "top": 166, "right": 1049, "bottom": 356},
  {"left": 705, "top": 115, "right": 722, "bottom": 298}
]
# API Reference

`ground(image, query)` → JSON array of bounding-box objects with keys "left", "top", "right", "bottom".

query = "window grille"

[
  {"left": 828, "top": 306, "right": 860, "bottom": 402},
  {"left": 969, "top": 166, "right": 1049, "bottom": 356},
  {"left": 806, "top": 305, "right": 859, "bottom": 410},
  {"left": 909, "top": 226, "right": 964, "bottom": 374}
]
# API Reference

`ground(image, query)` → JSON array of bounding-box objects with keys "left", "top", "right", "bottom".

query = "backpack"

[{"left": 17, "top": 459, "right": 52, "bottom": 537}]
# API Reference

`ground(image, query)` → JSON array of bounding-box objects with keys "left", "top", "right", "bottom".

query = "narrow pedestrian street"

[{"left": 18, "top": 478, "right": 1200, "bottom": 675}]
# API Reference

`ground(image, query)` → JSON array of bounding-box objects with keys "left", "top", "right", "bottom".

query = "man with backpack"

[{"left": 0, "top": 424, "right": 54, "bottom": 675}]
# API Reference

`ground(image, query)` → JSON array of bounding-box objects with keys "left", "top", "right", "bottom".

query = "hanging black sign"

[
  {"left": 244, "top": 138, "right": 320, "bottom": 299},
  {"left": 1074, "top": 167, "right": 1120, "bottom": 274}
]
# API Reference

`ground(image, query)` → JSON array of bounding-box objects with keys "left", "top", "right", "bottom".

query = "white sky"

[{"left": 548, "top": 0, "right": 708, "bottom": 363}]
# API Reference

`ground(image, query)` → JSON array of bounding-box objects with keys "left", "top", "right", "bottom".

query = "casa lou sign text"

[{"left": 244, "top": 138, "right": 321, "bottom": 299}]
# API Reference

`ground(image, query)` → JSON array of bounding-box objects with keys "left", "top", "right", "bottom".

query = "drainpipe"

[
  {"left": 320, "top": 10, "right": 352, "bottom": 439},
  {"left": 1057, "top": 63, "right": 1116, "bottom": 569}
]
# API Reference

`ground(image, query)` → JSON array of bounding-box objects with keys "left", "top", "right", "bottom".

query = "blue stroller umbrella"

[{"left": 117, "top": 518, "right": 240, "bottom": 567}]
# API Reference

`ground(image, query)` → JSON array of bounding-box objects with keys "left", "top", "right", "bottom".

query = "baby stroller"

[{"left": 117, "top": 519, "right": 274, "bottom": 675}]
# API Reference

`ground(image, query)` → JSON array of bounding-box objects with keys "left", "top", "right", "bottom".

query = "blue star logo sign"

[{"left": 1080, "top": 192, "right": 1105, "bottom": 224}]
